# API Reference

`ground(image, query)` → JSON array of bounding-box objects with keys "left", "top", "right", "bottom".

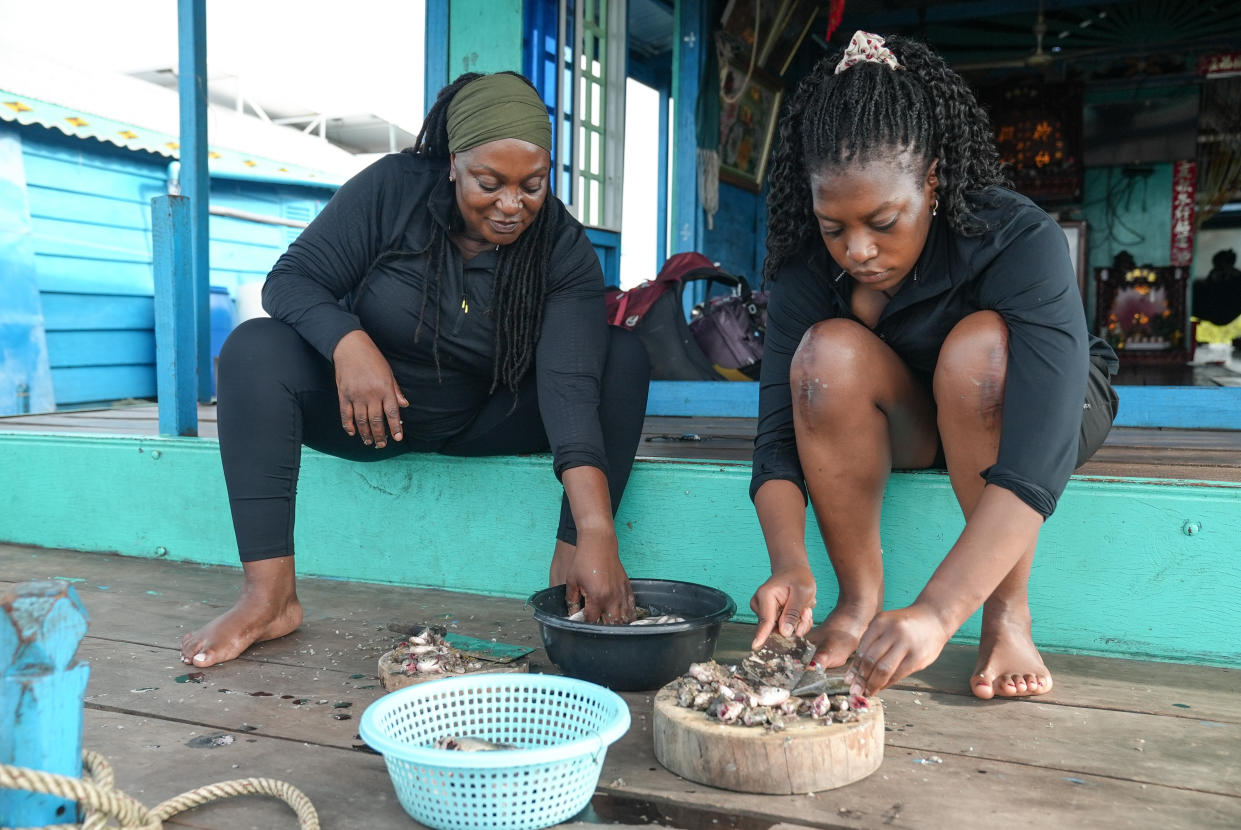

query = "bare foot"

[
  {"left": 971, "top": 613, "right": 1053, "bottom": 700},
  {"left": 180, "top": 557, "right": 303, "bottom": 668},
  {"left": 807, "top": 600, "right": 879, "bottom": 668},
  {"left": 549, "top": 539, "right": 575, "bottom": 587}
]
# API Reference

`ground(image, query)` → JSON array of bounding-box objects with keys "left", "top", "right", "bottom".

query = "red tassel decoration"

[{"left": 826, "top": 0, "right": 846, "bottom": 41}]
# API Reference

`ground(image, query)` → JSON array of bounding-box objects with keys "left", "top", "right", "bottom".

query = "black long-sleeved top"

[
  {"left": 752, "top": 186, "right": 1118, "bottom": 518},
  {"left": 262, "top": 152, "right": 609, "bottom": 479}
]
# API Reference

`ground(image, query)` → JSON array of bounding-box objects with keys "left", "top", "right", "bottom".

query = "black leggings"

[{"left": 216, "top": 317, "right": 650, "bottom": 562}]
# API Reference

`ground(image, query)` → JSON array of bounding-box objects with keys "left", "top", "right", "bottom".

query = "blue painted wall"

[
  {"left": 703, "top": 180, "right": 767, "bottom": 285},
  {"left": 10, "top": 123, "right": 334, "bottom": 409},
  {"left": 667, "top": 0, "right": 767, "bottom": 298},
  {"left": 1082, "top": 163, "right": 1173, "bottom": 274}
]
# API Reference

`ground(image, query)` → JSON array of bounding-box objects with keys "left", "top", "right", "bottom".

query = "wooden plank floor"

[
  {"left": 3, "top": 543, "right": 1238, "bottom": 830},
  {"left": 3, "top": 404, "right": 1241, "bottom": 482}
]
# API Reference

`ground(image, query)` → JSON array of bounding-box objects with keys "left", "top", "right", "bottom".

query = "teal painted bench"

[{"left": 1, "top": 429, "right": 1237, "bottom": 670}]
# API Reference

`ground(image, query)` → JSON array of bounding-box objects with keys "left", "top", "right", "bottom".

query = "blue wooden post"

[
  {"left": 424, "top": 0, "right": 450, "bottom": 114},
  {"left": 671, "top": 0, "right": 705, "bottom": 254},
  {"left": 0, "top": 581, "right": 90, "bottom": 826},
  {"left": 152, "top": 194, "right": 199, "bottom": 436},
  {"left": 177, "top": 0, "right": 212, "bottom": 403},
  {"left": 672, "top": 0, "right": 708, "bottom": 318}
]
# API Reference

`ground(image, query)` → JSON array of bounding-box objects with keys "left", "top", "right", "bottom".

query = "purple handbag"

[{"left": 689, "top": 283, "right": 768, "bottom": 379}]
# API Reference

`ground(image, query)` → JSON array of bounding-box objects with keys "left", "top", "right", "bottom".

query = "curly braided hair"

[
  {"left": 405, "top": 71, "right": 554, "bottom": 397},
  {"left": 763, "top": 36, "right": 1007, "bottom": 282}
]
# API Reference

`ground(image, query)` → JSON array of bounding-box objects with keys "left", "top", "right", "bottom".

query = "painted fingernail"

[{"left": 808, "top": 660, "right": 818, "bottom": 669}]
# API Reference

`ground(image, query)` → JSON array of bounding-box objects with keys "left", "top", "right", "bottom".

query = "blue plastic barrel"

[{"left": 209, "top": 286, "right": 237, "bottom": 397}]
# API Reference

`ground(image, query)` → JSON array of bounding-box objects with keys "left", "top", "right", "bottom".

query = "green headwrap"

[{"left": 446, "top": 73, "right": 553, "bottom": 154}]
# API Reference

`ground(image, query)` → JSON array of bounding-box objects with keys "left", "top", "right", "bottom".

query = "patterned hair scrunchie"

[{"left": 834, "top": 30, "right": 902, "bottom": 74}]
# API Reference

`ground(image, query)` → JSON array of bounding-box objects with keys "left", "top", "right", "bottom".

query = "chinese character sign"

[
  {"left": 1170, "top": 160, "right": 1196, "bottom": 268},
  {"left": 982, "top": 82, "right": 1082, "bottom": 204},
  {"left": 1198, "top": 52, "right": 1241, "bottom": 77}
]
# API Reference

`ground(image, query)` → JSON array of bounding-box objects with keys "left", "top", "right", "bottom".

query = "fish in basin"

[{"left": 566, "top": 605, "right": 686, "bottom": 625}]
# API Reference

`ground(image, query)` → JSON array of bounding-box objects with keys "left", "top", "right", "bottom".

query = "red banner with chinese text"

[
  {"left": 1170, "top": 160, "right": 1196, "bottom": 268},
  {"left": 1198, "top": 52, "right": 1241, "bottom": 77}
]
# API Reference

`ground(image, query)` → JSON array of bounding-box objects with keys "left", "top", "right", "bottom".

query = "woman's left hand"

[
  {"left": 565, "top": 528, "right": 636, "bottom": 624},
  {"left": 843, "top": 603, "right": 951, "bottom": 696}
]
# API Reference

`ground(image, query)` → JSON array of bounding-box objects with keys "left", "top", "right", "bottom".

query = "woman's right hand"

[
  {"left": 749, "top": 563, "right": 817, "bottom": 650},
  {"left": 564, "top": 527, "right": 636, "bottom": 625},
  {"left": 332, "top": 330, "right": 409, "bottom": 448}
]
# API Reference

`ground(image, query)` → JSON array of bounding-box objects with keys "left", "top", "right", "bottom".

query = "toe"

[
  {"left": 970, "top": 674, "right": 995, "bottom": 700},
  {"left": 191, "top": 651, "right": 212, "bottom": 667}
]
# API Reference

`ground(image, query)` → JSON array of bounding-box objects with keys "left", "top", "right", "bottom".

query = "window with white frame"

[{"left": 553, "top": 0, "right": 627, "bottom": 231}]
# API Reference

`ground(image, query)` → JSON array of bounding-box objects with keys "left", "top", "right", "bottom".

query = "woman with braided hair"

[
  {"left": 181, "top": 72, "right": 649, "bottom": 668},
  {"left": 748, "top": 33, "right": 1117, "bottom": 699}
]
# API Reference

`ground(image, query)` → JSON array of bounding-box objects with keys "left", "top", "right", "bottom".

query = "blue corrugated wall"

[{"left": 13, "top": 123, "right": 335, "bottom": 408}]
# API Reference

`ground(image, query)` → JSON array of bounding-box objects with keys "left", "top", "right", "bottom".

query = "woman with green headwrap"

[{"left": 181, "top": 72, "right": 650, "bottom": 669}]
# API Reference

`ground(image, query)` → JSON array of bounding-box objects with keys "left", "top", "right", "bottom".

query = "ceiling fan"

[
  {"left": 951, "top": 0, "right": 1232, "bottom": 77},
  {"left": 955, "top": 0, "right": 1132, "bottom": 76},
  {"left": 953, "top": 2, "right": 1058, "bottom": 72}
]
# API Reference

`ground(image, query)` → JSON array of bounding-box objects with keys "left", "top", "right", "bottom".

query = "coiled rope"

[{"left": 0, "top": 750, "right": 319, "bottom": 830}]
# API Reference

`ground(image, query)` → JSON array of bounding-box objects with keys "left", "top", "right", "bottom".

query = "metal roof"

[{"left": 0, "top": 46, "right": 365, "bottom": 186}]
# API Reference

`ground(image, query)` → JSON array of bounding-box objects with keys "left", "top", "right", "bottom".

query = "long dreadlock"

[
  {"left": 763, "top": 36, "right": 1007, "bottom": 283},
  {"left": 406, "top": 71, "right": 557, "bottom": 397}
]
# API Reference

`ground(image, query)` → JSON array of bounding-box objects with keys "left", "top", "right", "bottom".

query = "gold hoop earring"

[{"left": 931, "top": 197, "right": 939, "bottom": 217}]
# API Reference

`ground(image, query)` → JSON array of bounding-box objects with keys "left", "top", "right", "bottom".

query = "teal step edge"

[
  {"left": 1, "top": 431, "right": 1238, "bottom": 669},
  {"left": 647, "top": 381, "right": 1241, "bottom": 429}
]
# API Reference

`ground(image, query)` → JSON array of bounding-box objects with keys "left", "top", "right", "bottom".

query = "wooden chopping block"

[
  {"left": 652, "top": 680, "right": 884, "bottom": 794},
  {"left": 378, "top": 648, "right": 528, "bottom": 692}
]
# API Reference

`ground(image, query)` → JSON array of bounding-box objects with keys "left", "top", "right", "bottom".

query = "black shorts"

[
  {"left": 926, "top": 354, "right": 1116, "bottom": 470},
  {"left": 1076, "top": 354, "right": 1119, "bottom": 468}
]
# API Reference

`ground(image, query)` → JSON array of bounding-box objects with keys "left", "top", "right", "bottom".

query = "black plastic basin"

[{"left": 528, "top": 578, "right": 737, "bottom": 691}]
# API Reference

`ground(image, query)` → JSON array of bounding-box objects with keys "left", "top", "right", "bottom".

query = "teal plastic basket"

[{"left": 359, "top": 673, "right": 631, "bottom": 830}]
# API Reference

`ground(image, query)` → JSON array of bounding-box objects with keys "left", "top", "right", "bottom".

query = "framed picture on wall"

[
  {"left": 718, "top": 61, "right": 783, "bottom": 192},
  {"left": 720, "top": 0, "right": 783, "bottom": 53},
  {"left": 760, "top": 0, "right": 819, "bottom": 76}
]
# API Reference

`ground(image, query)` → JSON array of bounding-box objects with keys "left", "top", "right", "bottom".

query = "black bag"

[{"left": 605, "top": 253, "right": 765, "bottom": 381}]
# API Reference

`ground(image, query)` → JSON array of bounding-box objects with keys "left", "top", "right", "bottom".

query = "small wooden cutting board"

[{"left": 652, "top": 680, "right": 884, "bottom": 794}]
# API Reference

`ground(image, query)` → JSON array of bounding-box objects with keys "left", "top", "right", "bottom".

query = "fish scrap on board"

[{"left": 671, "top": 633, "right": 869, "bottom": 730}]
